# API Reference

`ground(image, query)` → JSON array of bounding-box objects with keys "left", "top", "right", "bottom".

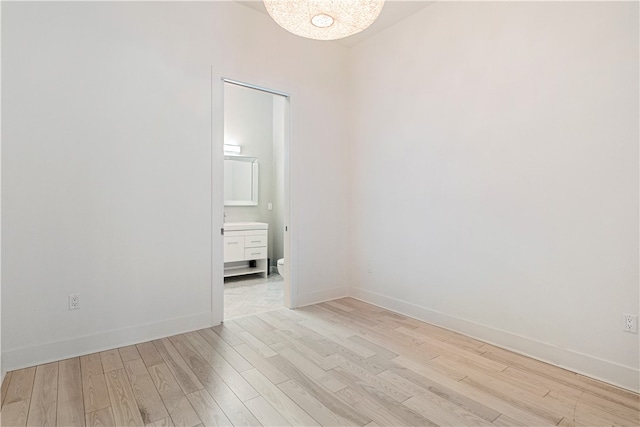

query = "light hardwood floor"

[{"left": 1, "top": 298, "right": 638, "bottom": 426}]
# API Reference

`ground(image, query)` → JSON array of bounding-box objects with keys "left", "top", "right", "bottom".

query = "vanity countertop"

[{"left": 223, "top": 221, "right": 268, "bottom": 232}]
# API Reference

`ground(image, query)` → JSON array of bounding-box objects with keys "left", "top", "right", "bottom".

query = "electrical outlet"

[
  {"left": 622, "top": 314, "right": 637, "bottom": 333},
  {"left": 69, "top": 294, "right": 80, "bottom": 310},
  {"left": 367, "top": 263, "right": 372, "bottom": 273}
]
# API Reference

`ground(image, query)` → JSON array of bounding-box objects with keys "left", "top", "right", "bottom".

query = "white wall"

[
  {"left": 2, "top": 1, "right": 350, "bottom": 371},
  {"left": 272, "top": 96, "right": 287, "bottom": 267},
  {"left": 0, "top": 0, "right": 3, "bottom": 382},
  {"left": 348, "top": 2, "right": 639, "bottom": 391}
]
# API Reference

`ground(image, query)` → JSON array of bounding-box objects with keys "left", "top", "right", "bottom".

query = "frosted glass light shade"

[{"left": 263, "top": 0, "right": 385, "bottom": 41}]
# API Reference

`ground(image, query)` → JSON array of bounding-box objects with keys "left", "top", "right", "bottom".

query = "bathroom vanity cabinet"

[{"left": 223, "top": 222, "right": 268, "bottom": 278}]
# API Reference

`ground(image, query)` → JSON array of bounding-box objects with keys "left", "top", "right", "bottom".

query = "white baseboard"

[
  {"left": 349, "top": 287, "right": 639, "bottom": 393},
  {"left": 2, "top": 311, "right": 213, "bottom": 373},
  {"left": 297, "top": 286, "right": 349, "bottom": 308}
]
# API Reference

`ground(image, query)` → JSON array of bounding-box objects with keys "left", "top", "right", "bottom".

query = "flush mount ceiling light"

[{"left": 263, "top": 0, "right": 385, "bottom": 41}]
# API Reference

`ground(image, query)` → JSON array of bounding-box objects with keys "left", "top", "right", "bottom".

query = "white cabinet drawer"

[
  {"left": 245, "top": 235, "right": 267, "bottom": 248},
  {"left": 224, "top": 236, "right": 244, "bottom": 262},
  {"left": 244, "top": 247, "right": 267, "bottom": 260},
  {"left": 223, "top": 223, "right": 269, "bottom": 279}
]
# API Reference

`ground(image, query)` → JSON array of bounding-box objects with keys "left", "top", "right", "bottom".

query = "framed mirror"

[{"left": 224, "top": 155, "right": 259, "bottom": 206}]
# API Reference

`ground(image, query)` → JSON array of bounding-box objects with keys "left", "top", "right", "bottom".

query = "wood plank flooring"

[{"left": 1, "top": 298, "right": 639, "bottom": 426}]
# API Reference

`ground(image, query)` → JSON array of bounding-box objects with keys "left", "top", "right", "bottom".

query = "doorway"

[{"left": 220, "top": 79, "right": 291, "bottom": 321}]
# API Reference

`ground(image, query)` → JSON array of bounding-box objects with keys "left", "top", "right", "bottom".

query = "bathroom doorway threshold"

[{"left": 224, "top": 273, "right": 285, "bottom": 320}]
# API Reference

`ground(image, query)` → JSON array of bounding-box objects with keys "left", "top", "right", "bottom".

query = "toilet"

[{"left": 277, "top": 258, "right": 285, "bottom": 278}]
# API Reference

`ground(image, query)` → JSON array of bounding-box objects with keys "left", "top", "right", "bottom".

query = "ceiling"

[{"left": 236, "top": 0, "right": 435, "bottom": 48}]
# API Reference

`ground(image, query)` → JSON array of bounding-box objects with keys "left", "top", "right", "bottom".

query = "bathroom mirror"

[{"left": 224, "top": 155, "right": 259, "bottom": 206}]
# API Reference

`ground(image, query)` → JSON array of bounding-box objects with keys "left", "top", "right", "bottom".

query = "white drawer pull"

[
  {"left": 227, "top": 242, "right": 238, "bottom": 245},
  {"left": 251, "top": 252, "right": 261, "bottom": 256}
]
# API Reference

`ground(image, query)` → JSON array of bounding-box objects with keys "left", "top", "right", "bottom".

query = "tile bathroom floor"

[{"left": 224, "top": 272, "right": 284, "bottom": 320}]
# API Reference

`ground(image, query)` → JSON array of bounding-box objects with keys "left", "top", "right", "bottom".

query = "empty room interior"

[{"left": 1, "top": 1, "right": 639, "bottom": 426}]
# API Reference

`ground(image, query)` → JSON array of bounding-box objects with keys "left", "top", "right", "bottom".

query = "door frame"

[{"left": 212, "top": 74, "right": 295, "bottom": 325}]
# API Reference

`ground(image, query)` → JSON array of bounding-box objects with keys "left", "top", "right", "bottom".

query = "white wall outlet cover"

[
  {"left": 69, "top": 294, "right": 80, "bottom": 310},
  {"left": 622, "top": 314, "right": 638, "bottom": 333}
]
